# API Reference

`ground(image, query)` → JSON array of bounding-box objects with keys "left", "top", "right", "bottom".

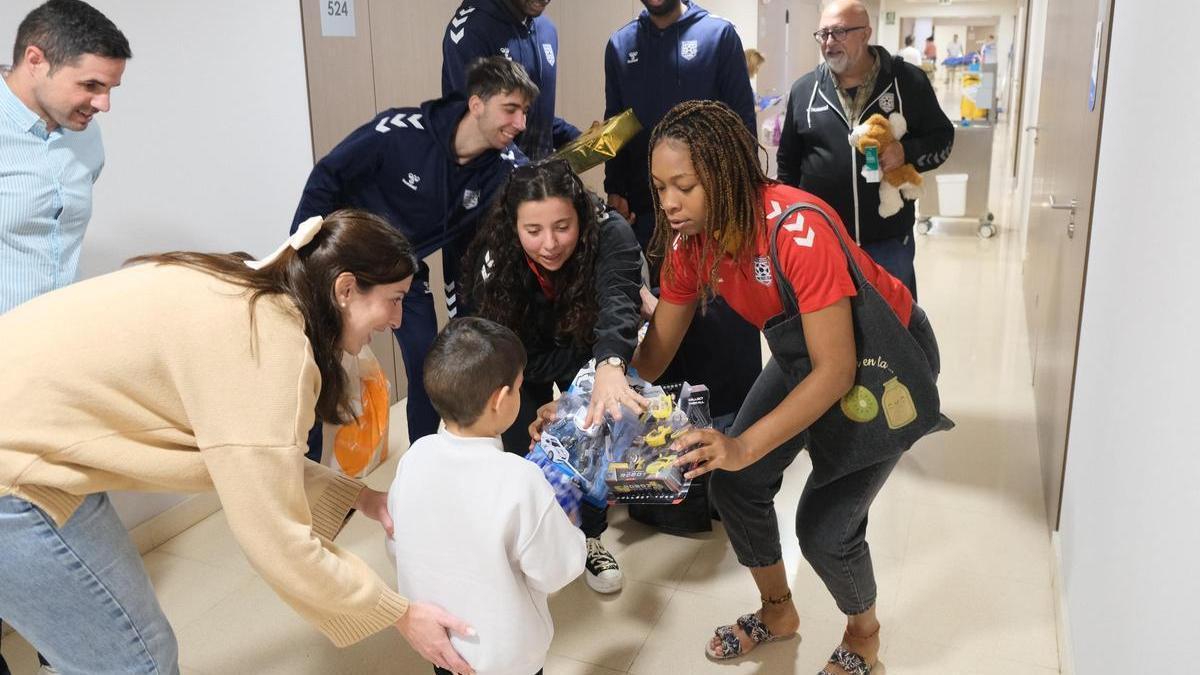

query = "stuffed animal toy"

[{"left": 848, "top": 113, "right": 923, "bottom": 217}]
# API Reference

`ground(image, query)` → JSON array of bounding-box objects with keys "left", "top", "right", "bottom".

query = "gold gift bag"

[{"left": 550, "top": 109, "right": 643, "bottom": 174}]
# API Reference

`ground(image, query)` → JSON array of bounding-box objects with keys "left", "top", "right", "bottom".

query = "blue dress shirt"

[{"left": 1, "top": 73, "right": 105, "bottom": 314}]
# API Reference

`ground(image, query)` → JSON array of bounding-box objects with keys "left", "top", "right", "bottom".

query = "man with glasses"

[{"left": 776, "top": 0, "right": 952, "bottom": 300}]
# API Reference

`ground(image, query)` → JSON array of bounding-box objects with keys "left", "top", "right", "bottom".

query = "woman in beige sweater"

[{"left": 0, "top": 209, "right": 476, "bottom": 674}]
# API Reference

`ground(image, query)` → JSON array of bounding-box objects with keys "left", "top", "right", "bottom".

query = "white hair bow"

[{"left": 245, "top": 216, "right": 324, "bottom": 270}]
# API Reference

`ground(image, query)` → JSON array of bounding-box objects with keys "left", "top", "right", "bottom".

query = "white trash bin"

[{"left": 935, "top": 173, "right": 969, "bottom": 217}]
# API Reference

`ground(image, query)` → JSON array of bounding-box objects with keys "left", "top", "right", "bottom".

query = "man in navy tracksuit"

[
  {"left": 292, "top": 57, "right": 532, "bottom": 453},
  {"left": 604, "top": 0, "right": 756, "bottom": 247},
  {"left": 603, "top": 0, "right": 762, "bottom": 529},
  {"left": 442, "top": 0, "right": 579, "bottom": 161}
]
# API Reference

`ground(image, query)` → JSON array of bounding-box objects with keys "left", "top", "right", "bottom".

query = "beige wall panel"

[
  {"left": 370, "top": 0, "right": 448, "bottom": 110},
  {"left": 546, "top": 1, "right": 641, "bottom": 192},
  {"left": 301, "top": 0, "right": 379, "bottom": 158}
]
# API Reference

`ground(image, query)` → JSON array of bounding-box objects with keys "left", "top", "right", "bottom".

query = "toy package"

[
  {"left": 604, "top": 381, "right": 711, "bottom": 505},
  {"left": 524, "top": 362, "right": 712, "bottom": 508}
]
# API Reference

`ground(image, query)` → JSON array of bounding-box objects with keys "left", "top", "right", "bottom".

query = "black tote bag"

[{"left": 761, "top": 202, "right": 949, "bottom": 485}]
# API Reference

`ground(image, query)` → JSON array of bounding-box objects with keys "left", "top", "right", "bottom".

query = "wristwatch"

[{"left": 599, "top": 356, "right": 627, "bottom": 373}]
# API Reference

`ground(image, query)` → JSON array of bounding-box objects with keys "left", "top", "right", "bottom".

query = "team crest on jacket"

[
  {"left": 879, "top": 92, "right": 896, "bottom": 114},
  {"left": 542, "top": 43, "right": 555, "bottom": 67},
  {"left": 753, "top": 256, "right": 773, "bottom": 286},
  {"left": 403, "top": 173, "right": 421, "bottom": 191},
  {"left": 463, "top": 189, "right": 480, "bottom": 210},
  {"left": 500, "top": 47, "right": 511, "bottom": 60},
  {"left": 681, "top": 40, "right": 699, "bottom": 61}
]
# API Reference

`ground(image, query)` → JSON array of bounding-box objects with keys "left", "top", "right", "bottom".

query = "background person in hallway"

[
  {"left": 462, "top": 160, "right": 647, "bottom": 595},
  {"left": 0, "top": 0, "right": 129, "bottom": 315},
  {"left": 442, "top": 0, "right": 579, "bottom": 160},
  {"left": 626, "top": 100, "right": 938, "bottom": 673},
  {"left": 0, "top": 211, "right": 477, "bottom": 675},
  {"left": 292, "top": 56, "right": 530, "bottom": 454},
  {"left": 603, "top": 0, "right": 763, "bottom": 462},
  {"left": 776, "top": 0, "right": 953, "bottom": 300},
  {"left": 923, "top": 35, "right": 938, "bottom": 63},
  {"left": 947, "top": 33, "right": 964, "bottom": 59},
  {"left": 899, "top": 34, "right": 922, "bottom": 67}
]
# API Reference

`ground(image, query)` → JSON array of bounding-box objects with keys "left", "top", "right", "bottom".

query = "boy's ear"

[{"left": 491, "top": 385, "right": 513, "bottom": 412}]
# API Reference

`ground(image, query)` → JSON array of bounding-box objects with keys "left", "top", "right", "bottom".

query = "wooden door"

[{"left": 1022, "top": 0, "right": 1113, "bottom": 528}]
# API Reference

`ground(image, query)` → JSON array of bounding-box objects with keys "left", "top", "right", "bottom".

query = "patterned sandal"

[
  {"left": 819, "top": 628, "right": 886, "bottom": 675},
  {"left": 704, "top": 592, "right": 799, "bottom": 660}
]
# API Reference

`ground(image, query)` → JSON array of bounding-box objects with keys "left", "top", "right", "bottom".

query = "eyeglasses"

[{"left": 812, "top": 26, "right": 868, "bottom": 44}]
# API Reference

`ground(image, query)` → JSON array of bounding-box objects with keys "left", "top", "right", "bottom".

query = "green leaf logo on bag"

[
  {"left": 840, "top": 385, "right": 880, "bottom": 423},
  {"left": 881, "top": 377, "right": 918, "bottom": 429}
]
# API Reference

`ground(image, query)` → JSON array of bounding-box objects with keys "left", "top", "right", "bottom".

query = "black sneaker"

[{"left": 585, "top": 537, "right": 623, "bottom": 593}]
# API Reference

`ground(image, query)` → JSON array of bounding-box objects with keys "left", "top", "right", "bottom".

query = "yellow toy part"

[{"left": 645, "top": 426, "right": 671, "bottom": 447}]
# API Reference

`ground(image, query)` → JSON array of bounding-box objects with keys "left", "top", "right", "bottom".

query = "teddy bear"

[{"left": 848, "top": 113, "right": 923, "bottom": 218}]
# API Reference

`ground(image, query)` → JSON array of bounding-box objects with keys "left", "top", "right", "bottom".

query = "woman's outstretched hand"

[
  {"left": 672, "top": 429, "right": 757, "bottom": 479},
  {"left": 354, "top": 488, "right": 393, "bottom": 538},
  {"left": 585, "top": 363, "right": 649, "bottom": 428},
  {"left": 395, "top": 602, "right": 476, "bottom": 675}
]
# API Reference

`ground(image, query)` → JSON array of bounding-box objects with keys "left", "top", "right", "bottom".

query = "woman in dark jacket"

[{"left": 461, "top": 159, "right": 647, "bottom": 595}]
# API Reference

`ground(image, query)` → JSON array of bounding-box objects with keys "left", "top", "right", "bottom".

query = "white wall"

[
  {"left": 703, "top": 0, "right": 758, "bottom": 50},
  {"left": 0, "top": 0, "right": 313, "bottom": 527},
  {"left": 1057, "top": 0, "right": 1200, "bottom": 670}
]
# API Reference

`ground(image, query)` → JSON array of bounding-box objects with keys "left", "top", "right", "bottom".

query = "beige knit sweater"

[{"left": 0, "top": 263, "right": 408, "bottom": 646}]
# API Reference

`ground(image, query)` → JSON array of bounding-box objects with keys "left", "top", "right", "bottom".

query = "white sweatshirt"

[{"left": 387, "top": 430, "right": 585, "bottom": 675}]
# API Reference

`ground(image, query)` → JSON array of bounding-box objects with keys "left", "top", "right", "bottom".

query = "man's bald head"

[
  {"left": 821, "top": 0, "right": 870, "bottom": 28},
  {"left": 817, "top": 0, "right": 873, "bottom": 76}
]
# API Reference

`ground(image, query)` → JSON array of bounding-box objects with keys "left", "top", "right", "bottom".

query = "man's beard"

[
  {"left": 642, "top": 0, "right": 683, "bottom": 18},
  {"left": 824, "top": 51, "right": 851, "bottom": 74}
]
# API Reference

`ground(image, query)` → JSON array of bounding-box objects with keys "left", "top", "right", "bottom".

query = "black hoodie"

[{"left": 777, "top": 46, "right": 954, "bottom": 245}]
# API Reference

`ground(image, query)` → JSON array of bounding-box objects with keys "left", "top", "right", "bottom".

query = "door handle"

[
  {"left": 1047, "top": 194, "right": 1078, "bottom": 239},
  {"left": 1048, "top": 194, "right": 1077, "bottom": 211}
]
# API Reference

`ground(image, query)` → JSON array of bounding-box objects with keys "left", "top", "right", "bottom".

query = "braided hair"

[{"left": 647, "top": 100, "right": 774, "bottom": 302}]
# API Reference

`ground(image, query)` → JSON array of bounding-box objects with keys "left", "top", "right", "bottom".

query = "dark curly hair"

[{"left": 462, "top": 159, "right": 601, "bottom": 348}]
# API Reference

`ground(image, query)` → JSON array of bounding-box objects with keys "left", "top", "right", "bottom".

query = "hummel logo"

[
  {"left": 449, "top": 7, "right": 474, "bottom": 43},
  {"left": 766, "top": 200, "right": 815, "bottom": 247},
  {"left": 403, "top": 173, "right": 421, "bottom": 191},
  {"left": 500, "top": 47, "right": 511, "bottom": 60},
  {"left": 627, "top": 51, "right": 639, "bottom": 64},
  {"left": 375, "top": 113, "right": 424, "bottom": 133}
]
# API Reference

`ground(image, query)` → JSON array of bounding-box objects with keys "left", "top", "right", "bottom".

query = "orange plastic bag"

[{"left": 321, "top": 346, "right": 390, "bottom": 478}]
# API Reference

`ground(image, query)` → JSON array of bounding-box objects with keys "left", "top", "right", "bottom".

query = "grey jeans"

[{"left": 709, "top": 307, "right": 939, "bottom": 615}]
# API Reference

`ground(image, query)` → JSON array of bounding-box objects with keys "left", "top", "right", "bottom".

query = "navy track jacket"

[
  {"left": 603, "top": 2, "right": 756, "bottom": 217},
  {"left": 292, "top": 95, "right": 525, "bottom": 260},
  {"left": 442, "top": 0, "right": 580, "bottom": 161}
]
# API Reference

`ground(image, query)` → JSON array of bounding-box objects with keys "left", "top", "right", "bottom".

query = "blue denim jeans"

[
  {"left": 862, "top": 233, "right": 918, "bottom": 302},
  {"left": 0, "top": 493, "right": 179, "bottom": 674}
]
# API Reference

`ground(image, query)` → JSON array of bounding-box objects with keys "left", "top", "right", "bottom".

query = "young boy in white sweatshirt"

[{"left": 387, "top": 317, "right": 585, "bottom": 675}]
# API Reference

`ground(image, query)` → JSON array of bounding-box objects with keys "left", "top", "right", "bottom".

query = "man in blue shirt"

[
  {"left": 603, "top": 0, "right": 763, "bottom": 464},
  {"left": 0, "top": 3, "right": 130, "bottom": 672},
  {"left": 0, "top": 0, "right": 130, "bottom": 315},
  {"left": 293, "top": 56, "right": 531, "bottom": 450},
  {"left": 442, "top": 0, "right": 579, "bottom": 160}
]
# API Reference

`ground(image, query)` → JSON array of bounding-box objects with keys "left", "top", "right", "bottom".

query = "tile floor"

[{"left": 2, "top": 119, "right": 1060, "bottom": 675}]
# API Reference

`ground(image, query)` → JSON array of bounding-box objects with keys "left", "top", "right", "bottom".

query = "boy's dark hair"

[
  {"left": 14, "top": 0, "right": 132, "bottom": 71},
  {"left": 904, "top": 35, "right": 915, "bottom": 47},
  {"left": 424, "top": 317, "right": 527, "bottom": 427},
  {"left": 466, "top": 56, "right": 540, "bottom": 104}
]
